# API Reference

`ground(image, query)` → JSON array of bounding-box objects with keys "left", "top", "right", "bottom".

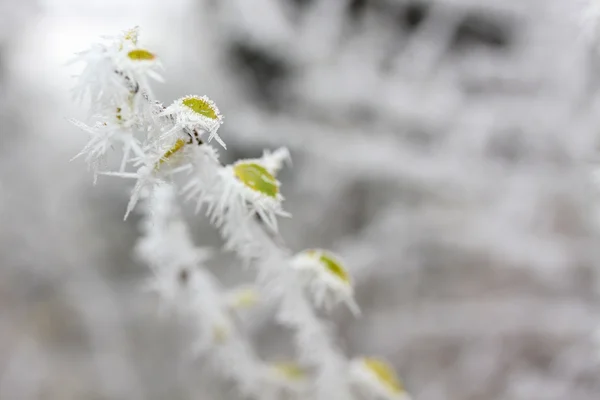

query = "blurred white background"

[{"left": 2, "top": 0, "right": 600, "bottom": 399}]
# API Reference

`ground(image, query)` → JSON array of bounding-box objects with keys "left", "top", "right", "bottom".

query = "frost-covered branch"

[
  {"left": 136, "top": 183, "right": 309, "bottom": 400},
  {"left": 68, "top": 26, "right": 408, "bottom": 400}
]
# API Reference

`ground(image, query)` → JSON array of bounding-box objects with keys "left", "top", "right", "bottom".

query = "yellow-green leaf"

[
  {"left": 127, "top": 49, "right": 156, "bottom": 61},
  {"left": 305, "top": 249, "right": 350, "bottom": 284},
  {"left": 154, "top": 139, "right": 186, "bottom": 170},
  {"left": 182, "top": 97, "right": 219, "bottom": 120},
  {"left": 233, "top": 162, "right": 279, "bottom": 198},
  {"left": 363, "top": 358, "right": 404, "bottom": 394}
]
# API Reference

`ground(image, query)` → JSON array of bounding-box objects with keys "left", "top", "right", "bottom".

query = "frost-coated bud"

[
  {"left": 233, "top": 162, "right": 280, "bottom": 198},
  {"left": 217, "top": 159, "right": 289, "bottom": 232},
  {"left": 291, "top": 249, "right": 359, "bottom": 315},
  {"left": 160, "top": 95, "right": 225, "bottom": 148}
]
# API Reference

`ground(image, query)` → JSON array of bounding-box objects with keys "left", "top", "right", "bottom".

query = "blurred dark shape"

[
  {"left": 229, "top": 41, "right": 292, "bottom": 110},
  {"left": 399, "top": 1, "right": 430, "bottom": 32},
  {"left": 288, "top": 0, "right": 315, "bottom": 11},
  {"left": 347, "top": 0, "right": 369, "bottom": 20},
  {"left": 451, "top": 12, "right": 513, "bottom": 51}
]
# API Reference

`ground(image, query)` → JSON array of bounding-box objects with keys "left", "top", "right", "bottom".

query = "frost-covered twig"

[
  {"left": 68, "top": 26, "right": 408, "bottom": 400},
  {"left": 136, "top": 183, "right": 310, "bottom": 399}
]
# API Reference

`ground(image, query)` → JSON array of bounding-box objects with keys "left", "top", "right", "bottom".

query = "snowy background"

[{"left": 2, "top": 0, "right": 600, "bottom": 399}]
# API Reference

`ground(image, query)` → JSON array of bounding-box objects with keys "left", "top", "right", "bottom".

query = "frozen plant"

[{"left": 69, "top": 26, "right": 410, "bottom": 400}]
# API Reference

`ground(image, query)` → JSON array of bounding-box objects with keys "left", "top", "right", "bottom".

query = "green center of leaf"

[
  {"left": 127, "top": 49, "right": 156, "bottom": 61},
  {"left": 233, "top": 163, "right": 278, "bottom": 198},
  {"left": 154, "top": 138, "right": 186, "bottom": 170},
  {"left": 306, "top": 250, "right": 349, "bottom": 283},
  {"left": 182, "top": 97, "right": 219, "bottom": 120},
  {"left": 363, "top": 358, "right": 404, "bottom": 394}
]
